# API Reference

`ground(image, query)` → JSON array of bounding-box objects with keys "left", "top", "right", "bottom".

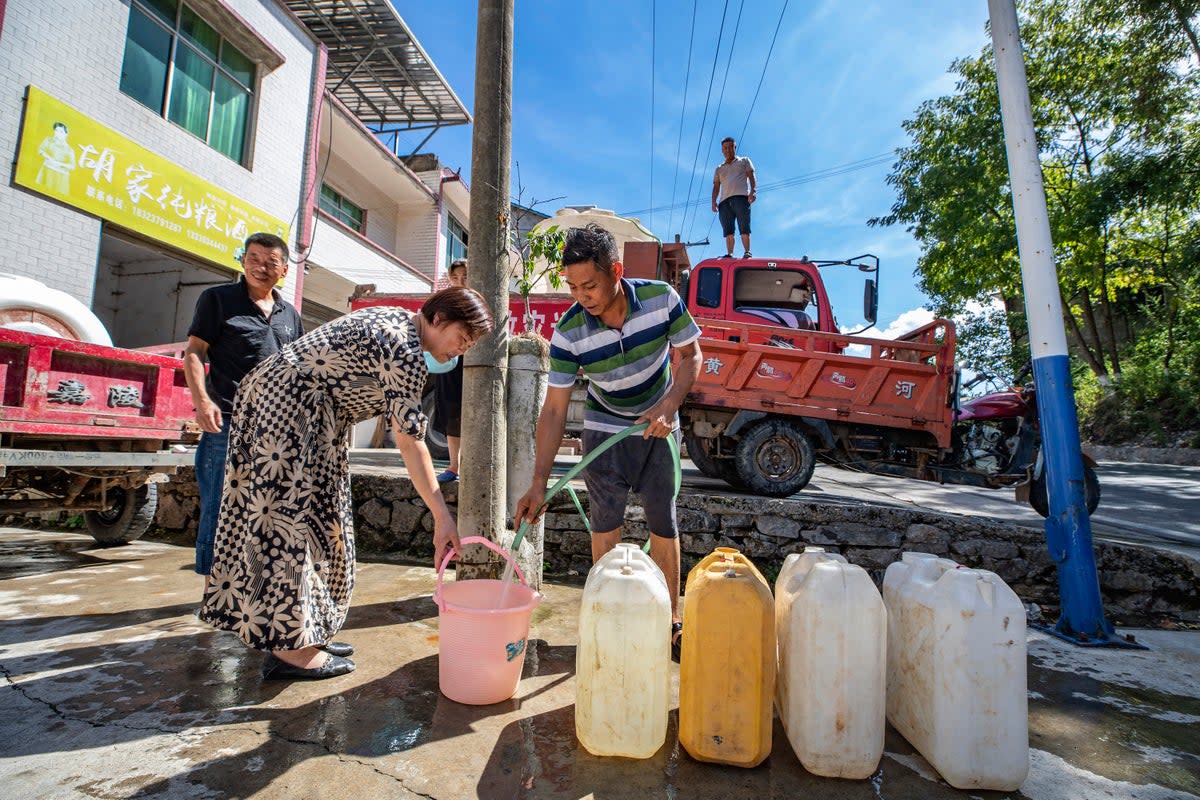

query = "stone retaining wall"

[
  {"left": 151, "top": 468, "right": 1200, "bottom": 626},
  {"left": 1085, "top": 445, "right": 1200, "bottom": 467}
]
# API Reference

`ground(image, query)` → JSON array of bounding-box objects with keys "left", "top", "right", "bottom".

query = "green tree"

[
  {"left": 510, "top": 224, "right": 566, "bottom": 334},
  {"left": 871, "top": 0, "right": 1200, "bottom": 392}
]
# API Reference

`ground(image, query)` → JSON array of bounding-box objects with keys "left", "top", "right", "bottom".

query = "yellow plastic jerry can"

[{"left": 678, "top": 547, "right": 776, "bottom": 767}]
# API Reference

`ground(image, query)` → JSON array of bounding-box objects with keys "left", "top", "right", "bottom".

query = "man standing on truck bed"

[
  {"left": 515, "top": 223, "right": 702, "bottom": 648},
  {"left": 711, "top": 136, "right": 756, "bottom": 259},
  {"left": 183, "top": 232, "right": 303, "bottom": 590}
]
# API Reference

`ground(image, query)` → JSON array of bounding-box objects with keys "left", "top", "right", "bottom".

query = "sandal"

[{"left": 671, "top": 621, "right": 683, "bottom": 663}]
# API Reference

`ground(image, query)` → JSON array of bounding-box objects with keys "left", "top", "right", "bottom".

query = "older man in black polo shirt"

[{"left": 183, "top": 232, "right": 304, "bottom": 589}]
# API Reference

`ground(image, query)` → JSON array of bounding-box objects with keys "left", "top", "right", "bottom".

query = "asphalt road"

[
  {"left": 774, "top": 460, "right": 1200, "bottom": 558},
  {"left": 352, "top": 448, "right": 1200, "bottom": 557}
]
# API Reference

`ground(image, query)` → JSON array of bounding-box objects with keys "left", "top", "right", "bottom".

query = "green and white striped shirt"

[{"left": 548, "top": 279, "right": 701, "bottom": 433}]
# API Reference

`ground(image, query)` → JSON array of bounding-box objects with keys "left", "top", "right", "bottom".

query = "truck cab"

[
  {"left": 687, "top": 257, "right": 832, "bottom": 338},
  {"left": 622, "top": 242, "right": 876, "bottom": 345}
]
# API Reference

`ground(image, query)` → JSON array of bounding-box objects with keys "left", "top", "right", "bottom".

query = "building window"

[
  {"left": 446, "top": 215, "right": 468, "bottom": 265},
  {"left": 319, "top": 184, "right": 365, "bottom": 232},
  {"left": 119, "top": 0, "right": 255, "bottom": 163},
  {"left": 695, "top": 268, "right": 722, "bottom": 308}
]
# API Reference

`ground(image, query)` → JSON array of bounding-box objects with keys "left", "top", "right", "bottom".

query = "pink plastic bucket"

[{"left": 435, "top": 536, "right": 541, "bottom": 705}]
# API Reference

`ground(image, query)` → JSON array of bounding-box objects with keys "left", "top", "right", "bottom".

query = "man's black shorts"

[
  {"left": 718, "top": 195, "right": 751, "bottom": 237},
  {"left": 582, "top": 428, "right": 680, "bottom": 538}
]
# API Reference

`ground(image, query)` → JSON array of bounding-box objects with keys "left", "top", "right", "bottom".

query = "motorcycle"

[{"left": 950, "top": 363, "right": 1101, "bottom": 517}]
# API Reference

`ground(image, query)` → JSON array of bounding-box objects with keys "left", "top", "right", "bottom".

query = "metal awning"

[{"left": 283, "top": 0, "right": 471, "bottom": 139}]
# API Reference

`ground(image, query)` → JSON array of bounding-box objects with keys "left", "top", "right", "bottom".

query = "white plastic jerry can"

[
  {"left": 882, "top": 552, "right": 1029, "bottom": 791},
  {"left": 774, "top": 547, "right": 886, "bottom": 779},
  {"left": 575, "top": 543, "right": 671, "bottom": 758}
]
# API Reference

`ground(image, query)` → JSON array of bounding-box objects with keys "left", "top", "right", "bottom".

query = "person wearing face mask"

[
  {"left": 199, "top": 286, "right": 493, "bottom": 680},
  {"left": 431, "top": 259, "right": 468, "bottom": 482}
]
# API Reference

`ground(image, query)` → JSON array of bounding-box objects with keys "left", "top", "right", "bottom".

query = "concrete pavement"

[{"left": 0, "top": 526, "right": 1197, "bottom": 799}]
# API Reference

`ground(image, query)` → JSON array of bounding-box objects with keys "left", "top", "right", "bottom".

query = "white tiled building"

[{"left": 0, "top": 0, "right": 472, "bottom": 343}]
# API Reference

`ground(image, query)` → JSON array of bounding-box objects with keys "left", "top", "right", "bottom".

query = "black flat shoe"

[
  {"left": 320, "top": 641, "right": 354, "bottom": 657},
  {"left": 261, "top": 652, "right": 356, "bottom": 680},
  {"left": 671, "top": 621, "right": 683, "bottom": 663}
]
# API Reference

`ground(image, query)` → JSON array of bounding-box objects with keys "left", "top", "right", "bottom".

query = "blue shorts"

[
  {"left": 582, "top": 428, "right": 680, "bottom": 538},
  {"left": 718, "top": 195, "right": 751, "bottom": 237}
]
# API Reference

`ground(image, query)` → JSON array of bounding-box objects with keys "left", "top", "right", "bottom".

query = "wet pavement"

[{"left": 0, "top": 526, "right": 1197, "bottom": 800}]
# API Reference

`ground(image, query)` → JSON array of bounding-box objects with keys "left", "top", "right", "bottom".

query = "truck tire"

[
  {"left": 684, "top": 431, "right": 723, "bottom": 479},
  {"left": 85, "top": 483, "right": 157, "bottom": 546},
  {"left": 1029, "top": 463, "right": 1101, "bottom": 517},
  {"left": 734, "top": 419, "right": 816, "bottom": 498},
  {"left": 420, "top": 388, "right": 450, "bottom": 462}
]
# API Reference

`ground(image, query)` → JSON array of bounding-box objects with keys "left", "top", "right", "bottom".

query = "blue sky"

[{"left": 390, "top": 1, "right": 995, "bottom": 332}]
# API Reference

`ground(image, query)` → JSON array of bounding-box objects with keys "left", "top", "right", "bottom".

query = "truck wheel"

[
  {"left": 1029, "top": 463, "right": 1101, "bottom": 517},
  {"left": 420, "top": 388, "right": 450, "bottom": 462},
  {"left": 734, "top": 419, "right": 816, "bottom": 498},
  {"left": 683, "top": 432, "right": 723, "bottom": 479},
  {"left": 85, "top": 483, "right": 158, "bottom": 546}
]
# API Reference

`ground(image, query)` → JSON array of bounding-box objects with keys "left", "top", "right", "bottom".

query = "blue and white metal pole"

[{"left": 987, "top": 0, "right": 1124, "bottom": 645}]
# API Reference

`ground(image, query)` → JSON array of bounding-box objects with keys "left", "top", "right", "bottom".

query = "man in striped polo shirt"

[{"left": 515, "top": 223, "right": 702, "bottom": 644}]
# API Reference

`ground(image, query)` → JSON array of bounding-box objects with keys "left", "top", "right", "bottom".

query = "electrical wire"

[
  {"left": 678, "top": 0, "right": 731, "bottom": 237},
  {"left": 738, "top": 0, "right": 790, "bottom": 144},
  {"left": 649, "top": 0, "right": 656, "bottom": 232},
  {"left": 666, "top": 0, "right": 699, "bottom": 236},
  {"left": 284, "top": 92, "right": 334, "bottom": 268},
  {"left": 684, "top": 0, "right": 745, "bottom": 242},
  {"left": 621, "top": 151, "right": 893, "bottom": 218},
  {"left": 693, "top": 150, "right": 893, "bottom": 245}
]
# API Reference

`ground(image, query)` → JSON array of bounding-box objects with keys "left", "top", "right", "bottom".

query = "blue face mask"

[{"left": 424, "top": 351, "right": 459, "bottom": 374}]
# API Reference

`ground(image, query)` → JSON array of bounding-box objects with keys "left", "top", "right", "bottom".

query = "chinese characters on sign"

[
  {"left": 895, "top": 380, "right": 917, "bottom": 400},
  {"left": 47, "top": 380, "right": 91, "bottom": 405},
  {"left": 503, "top": 300, "right": 567, "bottom": 338},
  {"left": 107, "top": 386, "right": 144, "bottom": 409},
  {"left": 15, "top": 86, "right": 287, "bottom": 272}
]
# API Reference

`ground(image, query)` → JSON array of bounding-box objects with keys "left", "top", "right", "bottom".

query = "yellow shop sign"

[{"left": 14, "top": 86, "right": 288, "bottom": 271}]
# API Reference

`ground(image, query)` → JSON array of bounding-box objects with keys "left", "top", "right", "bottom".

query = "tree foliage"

[
  {"left": 871, "top": 0, "right": 1200, "bottom": 425},
  {"left": 510, "top": 224, "right": 566, "bottom": 332}
]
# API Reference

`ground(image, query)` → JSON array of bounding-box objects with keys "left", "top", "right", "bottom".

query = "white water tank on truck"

[{"left": 0, "top": 273, "right": 112, "bottom": 345}]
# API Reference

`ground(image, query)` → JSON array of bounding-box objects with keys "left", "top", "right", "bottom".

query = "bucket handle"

[{"left": 435, "top": 535, "right": 530, "bottom": 611}]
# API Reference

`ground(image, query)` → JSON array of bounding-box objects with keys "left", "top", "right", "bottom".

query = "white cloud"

[{"left": 842, "top": 306, "right": 935, "bottom": 356}]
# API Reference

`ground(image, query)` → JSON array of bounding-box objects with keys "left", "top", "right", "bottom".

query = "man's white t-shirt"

[{"left": 714, "top": 156, "right": 755, "bottom": 201}]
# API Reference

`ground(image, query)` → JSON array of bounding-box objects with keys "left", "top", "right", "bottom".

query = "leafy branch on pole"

[{"left": 511, "top": 224, "right": 566, "bottom": 334}]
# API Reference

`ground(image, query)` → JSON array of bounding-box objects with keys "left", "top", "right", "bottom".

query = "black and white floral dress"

[{"left": 199, "top": 307, "right": 427, "bottom": 651}]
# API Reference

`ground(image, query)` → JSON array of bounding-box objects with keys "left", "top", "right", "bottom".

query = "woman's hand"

[
  {"left": 432, "top": 509, "right": 461, "bottom": 567},
  {"left": 392, "top": 428, "right": 461, "bottom": 565}
]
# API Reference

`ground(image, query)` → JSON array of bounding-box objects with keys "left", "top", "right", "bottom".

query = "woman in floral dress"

[{"left": 199, "top": 287, "right": 493, "bottom": 680}]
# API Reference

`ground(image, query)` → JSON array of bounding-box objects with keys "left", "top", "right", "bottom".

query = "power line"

[
  {"left": 679, "top": 0, "right": 731, "bottom": 237},
  {"left": 685, "top": 0, "right": 745, "bottom": 242},
  {"left": 667, "top": 0, "right": 699, "bottom": 236},
  {"left": 649, "top": 0, "right": 656, "bottom": 231},
  {"left": 760, "top": 152, "right": 894, "bottom": 192},
  {"left": 738, "top": 0, "right": 789, "bottom": 144},
  {"left": 695, "top": 149, "right": 892, "bottom": 243},
  {"left": 623, "top": 151, "right": 893, "bottom": 219}
]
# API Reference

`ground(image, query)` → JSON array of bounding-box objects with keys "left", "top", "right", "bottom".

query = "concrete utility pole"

[
  {"left": 987, "top": 0, "right": 1130, "bottom": 646},
  {"left": 457, "top": 0, "right": 514, "bottom": 579},
  {"left": 506, "top": 335, "right": 549, "bottom": 590}
]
